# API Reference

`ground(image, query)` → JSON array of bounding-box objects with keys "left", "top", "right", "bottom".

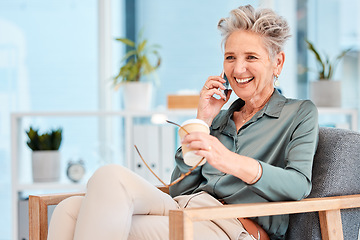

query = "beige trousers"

[{"left": 48, "top": 164, "right": 252, "bottom": 240}]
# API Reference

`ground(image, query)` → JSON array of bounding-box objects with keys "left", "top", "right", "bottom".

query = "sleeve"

[
  {"left": 249, "top": 100, "right": 319, "bottom": 201},
  {"left": 168, "top": 147, "right": 204, "bottom": 197}
]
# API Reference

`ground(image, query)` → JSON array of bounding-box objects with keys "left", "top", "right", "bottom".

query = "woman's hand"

[
  {"left": 182, "top": 132, "right": 235, "bottom": 174},
  {"left": 197, "top": 75, "right": 232, "bottom": 126},
  {"left": 182, "top": 132, "right": 262, "bottom": 184}
]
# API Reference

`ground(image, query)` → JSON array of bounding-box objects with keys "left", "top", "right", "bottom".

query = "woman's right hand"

[{"left": 197, "top": 75, "right": 232, "bottom": 126}]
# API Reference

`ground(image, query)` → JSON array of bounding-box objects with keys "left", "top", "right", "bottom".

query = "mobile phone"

[{"left": 221, "top": 71, "right": 229, "bottom": 98}]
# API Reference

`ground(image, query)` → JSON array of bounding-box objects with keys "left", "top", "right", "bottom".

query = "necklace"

[
  {"left": 240, "top": 91, "right": 273, "bottom": 123},
  {"left": 241, "top": 110, "right": 254, "bottom": 123}
]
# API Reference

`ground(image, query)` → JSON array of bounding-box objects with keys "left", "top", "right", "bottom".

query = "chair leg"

[
  {"left": 169, "top": 210, "right": 194, "bottom": 240},
  {"left": 319, "top": 209, "right": 344, "bottom": 240}
]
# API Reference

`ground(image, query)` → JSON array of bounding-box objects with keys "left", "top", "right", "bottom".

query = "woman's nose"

[{"left": 233, "top": 60, "right": 246, "bottom": 74}]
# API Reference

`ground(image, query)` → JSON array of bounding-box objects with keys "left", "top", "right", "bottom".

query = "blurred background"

[{"left": 1, "top": 0, "right": 359, "bottom": 239}]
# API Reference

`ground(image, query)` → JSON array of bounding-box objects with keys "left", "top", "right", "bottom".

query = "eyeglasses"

[{"left": 134, "top": 120, "right": 205, "bottom": 188}]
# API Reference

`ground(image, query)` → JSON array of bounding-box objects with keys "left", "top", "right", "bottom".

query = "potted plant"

[
  {"left": 305, "top": 39, "right": 351, "bottom": 107},
  {"left": 26, "top": 126, "right": 62, "bottom": 182},
  {"left": 114, "top": 31, "right": 161, "bottom": 111}
]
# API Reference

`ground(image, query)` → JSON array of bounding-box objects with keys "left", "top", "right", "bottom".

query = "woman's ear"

[{"left": 274, "top": 51, "right": 285, "bottom": 75}]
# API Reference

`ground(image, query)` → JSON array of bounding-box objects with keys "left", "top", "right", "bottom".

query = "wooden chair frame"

[{"left": 29, "top": 189, "right": 360, "bottom": 240}]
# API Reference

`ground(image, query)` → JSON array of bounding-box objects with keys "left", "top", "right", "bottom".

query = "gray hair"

[{"left": 218, "top": 5, "right": 291, "bottom": 59}]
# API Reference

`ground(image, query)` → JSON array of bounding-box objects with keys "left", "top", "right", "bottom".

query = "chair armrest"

[
  {"left": 29, "top": 192, "right": 85, "bottom": 240},
  {"left": 169, "top": 194, "right": 360, "bottom": 240}
]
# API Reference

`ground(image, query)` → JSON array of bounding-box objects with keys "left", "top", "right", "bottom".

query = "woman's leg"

[
  {"left": 47, "top": 166, "right": 251, "bottom": 240},
  {"left": 128, "top": 192, "right": 253, "bottom": 240},
  {"left": 174, "top": 192, "right": 253, "bottom": 240},
  {"left": 47, "top": 196, "right": 84, "bottom": 240},
  {"left": 129, "top": 215, "right": 231, "bottom": 240},
  {"left": 47, "top": 188, "right": 229, "bottom": 240},
  {"left": 73, "top": 164, "right": 179, "bottom": 240}
]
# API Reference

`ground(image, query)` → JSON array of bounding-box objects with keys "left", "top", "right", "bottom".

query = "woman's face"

[{"left": 223, "top": 30, "right": 284, "bottom": 102}]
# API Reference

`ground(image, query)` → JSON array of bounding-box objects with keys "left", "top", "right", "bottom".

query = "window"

[{"left": 0, "top": 0, "right": 98, "bottom": 238}]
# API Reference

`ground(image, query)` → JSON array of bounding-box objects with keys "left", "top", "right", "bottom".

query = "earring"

[{"left": 274, "top": 74, "right": 280, "bottom": 87}]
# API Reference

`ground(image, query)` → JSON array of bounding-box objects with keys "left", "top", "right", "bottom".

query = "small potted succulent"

[
  {"left": 26, "top": 126, "right": 62, "bottom": 182},
  {"left": 114, "top": 31, "right": 161, "bottom": 111},
  {"left": 305, "top": 39, "right": 351, "bottom": 107}
]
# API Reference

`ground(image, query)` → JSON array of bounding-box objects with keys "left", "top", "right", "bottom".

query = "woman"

[{"left": 48, "top": 5, "right": 318, "bottom": 240}]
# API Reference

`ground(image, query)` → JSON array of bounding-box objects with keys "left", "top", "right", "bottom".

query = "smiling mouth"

[{"left": 235, "top": 77, "right": 254, "bottom": 84}]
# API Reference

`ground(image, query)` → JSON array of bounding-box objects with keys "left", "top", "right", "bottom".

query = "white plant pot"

[
  {"left": 123, "top": 82, "right": 153, "bottom": 111},
  {"left": 32, "top": 151, "right": 61, "bottom": 182},
  {"left": 310, "top": 81, "right": 342, "bottom": 108}
]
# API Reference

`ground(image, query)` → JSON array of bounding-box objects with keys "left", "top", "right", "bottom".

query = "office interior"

[{"left": 1, "top": 0, "right": 360, "bottom": 239}]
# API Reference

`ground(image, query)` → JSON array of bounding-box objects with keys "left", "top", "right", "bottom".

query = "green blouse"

[{"left": 169, "top": 90, "right": 319, "bottom": 240}]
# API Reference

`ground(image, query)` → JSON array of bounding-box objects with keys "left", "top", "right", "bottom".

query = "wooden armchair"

[{"left": 29, "top": 127, "right": 360, "bottom": 240}]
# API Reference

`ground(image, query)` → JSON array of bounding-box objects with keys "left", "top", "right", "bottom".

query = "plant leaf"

[
  {"left": 115, "top": 38, "right": 135, "bottom": 47},
  {"left": 137, "top": 39, "right": 147, "bottom": 54},
  {"left": 336, "top": 48, "right": 352, "bottom": 61},
  {"left": 305, "top": 39, "right": 326, "bottom": 79},
  {"left": 330, "top": 48, "right": 351, "bottom": 79},
  {"left": 113, "top": 29, "right": 161, "bottom": 85},
  {"left": 26, "top": 126, "right": 62, "bottom": 151},
  {"left": 120, "top": 49, "right": 137, "bottom": 63}
]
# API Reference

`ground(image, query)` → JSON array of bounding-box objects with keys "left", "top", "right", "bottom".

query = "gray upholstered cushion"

[{"left": 286, "top": 127, "right": 360, "bottom": 240}]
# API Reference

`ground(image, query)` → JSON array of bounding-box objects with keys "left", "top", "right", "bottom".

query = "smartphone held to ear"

[
  {"left": 221, "top": 71, "right": 229, "bottom": 98},
  {"left": 210, "top": 70, "right": 230, "bottom": 100}
]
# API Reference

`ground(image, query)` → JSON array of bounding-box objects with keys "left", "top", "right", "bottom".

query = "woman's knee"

[
  {"left": 48, "top": 196, "right": 84, "bottom": 240},
  {"left": 88, "top": 164, "right": 132, "bottom": 185},
  {"left": 51, "top": 196, "right": 83, "bottom": 222}
]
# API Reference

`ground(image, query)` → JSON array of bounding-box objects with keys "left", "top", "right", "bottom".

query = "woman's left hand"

[
  {"left": 181, "top": 132, "right": 235, "bottom": 174},
  {"left": 182, "top": 131, "right": 261, "bottom": 184}
]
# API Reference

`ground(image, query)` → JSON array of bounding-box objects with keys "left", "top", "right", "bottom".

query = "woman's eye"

[
  {"left": 225, "top": 56, "right": 235, "bottom": 60},
  {"left": 247, "top": 55, "right": 258, "bottom": 60}
]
